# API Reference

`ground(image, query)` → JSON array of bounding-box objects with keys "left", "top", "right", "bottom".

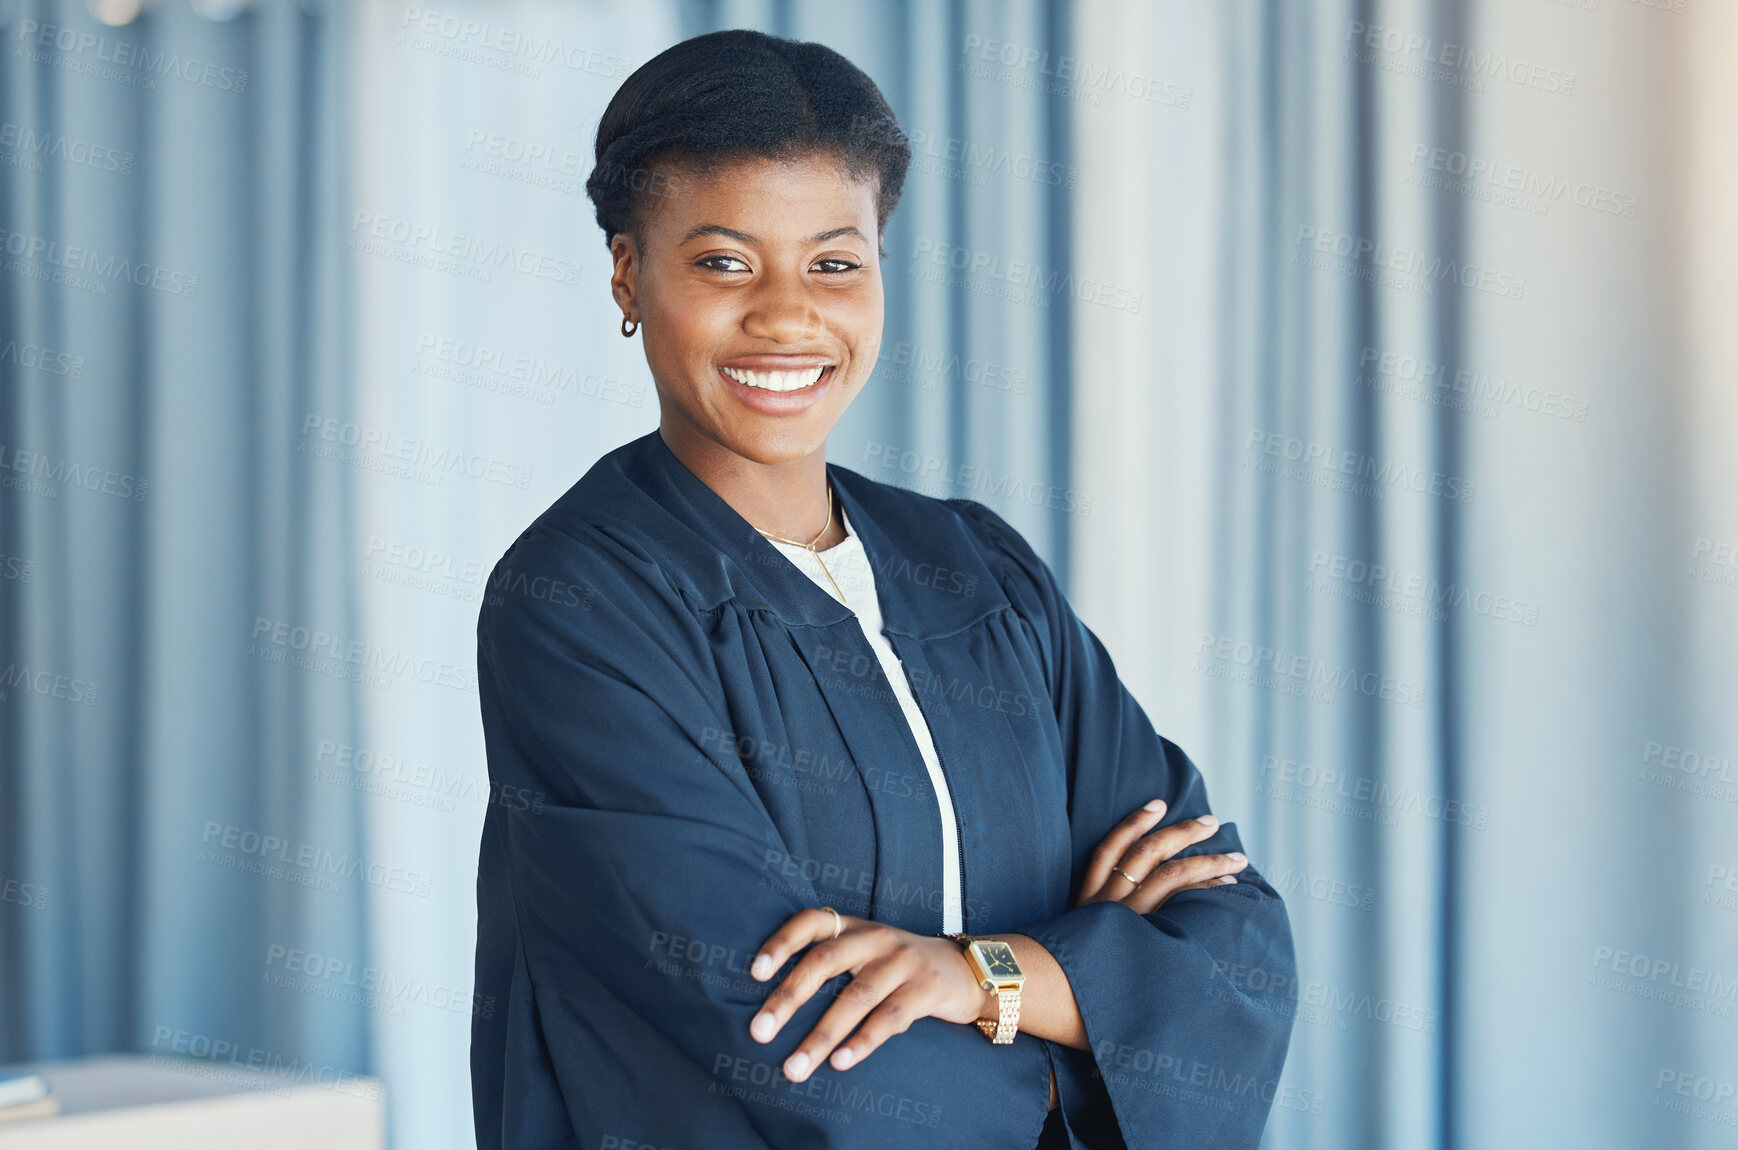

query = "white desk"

[{"left": 0, "top": 1054, "right": 385, "bottom": 1148}]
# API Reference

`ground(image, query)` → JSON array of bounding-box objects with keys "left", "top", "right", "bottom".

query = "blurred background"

[{"left": 2, "top": 0, "right": 1734, "bottom": 1147}]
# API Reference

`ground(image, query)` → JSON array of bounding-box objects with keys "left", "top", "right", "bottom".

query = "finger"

[
  {"left": 1126, "top": 853, "right": 1245, "bottom": 914},
  {"left": 752, "top": 907, "right": 849, "bottom": 983},
  {"left": 783, "top": 960, "right": 908, "bottom": 1082},
  {"left": 826, "top": 983, "right": 928, "bottom": 1073},
  {"left": 1116, "top": 814, "right": 1222, "bottom": 878},
  {"left": 1080, "top": 813, "right": 1220, "bottom": 905},
  {"left": 1123, "top": 851, "right": 1246, "bottom": 915},
  {"left": 1078, "top": 799, "right": 1169, "bottom": 902},
  {"left": 749, "top": 927, "right": 875, "bottom": 1049},
  {"left": 1171, "top": 875, "right": 1239, "bottom": 895}
]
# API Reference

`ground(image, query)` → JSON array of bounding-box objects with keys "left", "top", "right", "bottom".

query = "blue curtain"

[
  {"left": 1068, "top": 2, "right": 1737, "bottom": 1148},
  {"left": 0, "top": 0, "right": 369, "bottom": 1085}
]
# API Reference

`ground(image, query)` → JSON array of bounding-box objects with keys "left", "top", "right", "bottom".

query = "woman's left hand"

[{"left": 747, "top": 907, "right": 988, "bottom": 1082}]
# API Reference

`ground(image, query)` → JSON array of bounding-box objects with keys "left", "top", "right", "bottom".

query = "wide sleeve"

[
  {"left": 948, "top": 499, "right": 1299, "bottom": 1150},
  {"left": 470, "top": 521, "right": 1034, "bottom": 1150}
]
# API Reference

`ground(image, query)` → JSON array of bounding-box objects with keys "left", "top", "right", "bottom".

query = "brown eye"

[{"left": 813, "top": 259, "right": 861, "bottom": 274}]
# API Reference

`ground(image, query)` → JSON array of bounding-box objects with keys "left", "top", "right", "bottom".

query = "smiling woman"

[
  {"left": 470, "top": 27, "right": 1295, "bottom": 1150},
  {"left": 611, "top": 152, "right": 881, "bottom": 523}
]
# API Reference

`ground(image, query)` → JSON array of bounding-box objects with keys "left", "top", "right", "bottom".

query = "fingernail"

[
  {"left": 785, "top": 1051, "right": 810, "bottom": 1080},
  {"left": 1196, "top": 815, "right": 1218, "bottom": 827},
  {"left": 751, "top": 954, "right": 772, "bottom": 980},
  {"left": 1143, "top": 798, "right": 1166, "bottom": 813},
  {"left": 1218, "top": 875, "right": 1237, "bottom": 884},
  {"left": 1228, "top": 852, "right": 1245, "bottom": 864},
  {"left": 751, "top": 1013, "right": 776, "bottom": 1042},
  {"left": 832, "top": 1047, "right": 855, "bottom": 1069}
]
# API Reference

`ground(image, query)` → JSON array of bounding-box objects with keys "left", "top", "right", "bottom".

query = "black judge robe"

[{"left": 471, "top": 430, "right": 1296, "bottom": 1149}]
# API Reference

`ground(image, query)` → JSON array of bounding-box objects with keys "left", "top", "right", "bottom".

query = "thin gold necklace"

[{"left": 753, "top": 484, "right": 847, "bottom": 605}]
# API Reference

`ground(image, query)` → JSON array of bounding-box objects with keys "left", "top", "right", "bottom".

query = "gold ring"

[
  {"left": 820, "top": 906, "right": 842, "bottom": 940},
  {"left": 1110, "top": 866, "right": 1140, "bottom": 887}
]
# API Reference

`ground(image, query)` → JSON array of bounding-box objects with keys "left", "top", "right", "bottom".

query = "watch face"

[{"left": 972, "top": 940, "right": 1022, "bottom": 979}]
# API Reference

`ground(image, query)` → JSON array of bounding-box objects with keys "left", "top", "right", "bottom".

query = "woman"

[{"left": 471, "top": 28, "right": 1295, "bottom": 1150}]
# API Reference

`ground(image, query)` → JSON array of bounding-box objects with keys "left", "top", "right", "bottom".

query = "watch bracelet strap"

[{"left": 978, "top": 983, "right": 1021, "bottom": 1043}]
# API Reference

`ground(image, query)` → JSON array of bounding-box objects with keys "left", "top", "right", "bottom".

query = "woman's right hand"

[{"left": 1073, "top": 800, "right": 1248, "bottom": 914}]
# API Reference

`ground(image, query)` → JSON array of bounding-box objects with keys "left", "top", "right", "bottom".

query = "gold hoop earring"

[{"left": 620, "top": 315, "right": 639, "bottom": 338}]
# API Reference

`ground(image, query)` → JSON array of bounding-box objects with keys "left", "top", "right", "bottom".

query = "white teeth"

[{"left": 722, "top": 365, "right": 827, "bottom": 392}]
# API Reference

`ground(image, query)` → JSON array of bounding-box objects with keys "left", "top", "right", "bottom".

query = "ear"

[{"left": 609, "top": 233, "right": 639, "bottom": 316}]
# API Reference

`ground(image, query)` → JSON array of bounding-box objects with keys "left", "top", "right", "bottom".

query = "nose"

[{"left": 741, "top": 266, "right": 822, "bottom": 343}]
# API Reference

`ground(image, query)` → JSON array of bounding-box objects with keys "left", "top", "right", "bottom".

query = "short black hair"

[{"left": 585, "top": 29, "right": 910, "bottom": 252}]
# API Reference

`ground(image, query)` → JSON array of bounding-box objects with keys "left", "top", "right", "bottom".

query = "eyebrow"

[{"left": 678, "top": 224, "right": 868, "bottom": 245}]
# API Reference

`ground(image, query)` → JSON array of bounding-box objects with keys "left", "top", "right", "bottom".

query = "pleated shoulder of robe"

[{"left": 471, "top": 430, "right": 1297, "bottom": 1150}]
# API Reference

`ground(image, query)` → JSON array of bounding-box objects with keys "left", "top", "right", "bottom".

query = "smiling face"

[{"left": 610, "top": 152, "right": 884, "bottom": 472}]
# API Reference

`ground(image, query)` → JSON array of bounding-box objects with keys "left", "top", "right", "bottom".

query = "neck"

[{"left": 657, "top": 421, "right": 847, "bottom": 549}]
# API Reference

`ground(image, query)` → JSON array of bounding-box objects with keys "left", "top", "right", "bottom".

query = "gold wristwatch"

[{"left": 945, "top": 934, "right": 1024, "bottom": 1043}]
